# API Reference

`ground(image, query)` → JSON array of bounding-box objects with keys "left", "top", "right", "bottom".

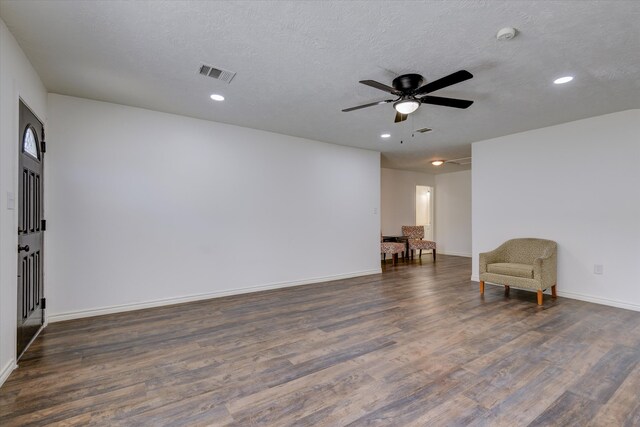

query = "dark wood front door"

[{"left": 17, "top": 100, "right": 45, "bottom": 359}]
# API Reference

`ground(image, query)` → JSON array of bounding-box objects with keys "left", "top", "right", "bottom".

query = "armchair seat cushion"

[
  {"left": 487, "top": 263, "right": 533, "bottom": 279},
  {"left": 408, "top": 239, "right": 436, "bottom": 251},
  {"left": 381, "top": 242, "right": 405, "bottom": 255}
]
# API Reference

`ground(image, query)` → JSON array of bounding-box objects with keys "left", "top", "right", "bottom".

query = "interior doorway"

[{"left": 415, "top": 185, "right": 434, "bottom": 240}]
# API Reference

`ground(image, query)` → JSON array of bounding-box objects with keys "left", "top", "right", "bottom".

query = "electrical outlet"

[
  {"left": 594, "top": 264, "right": 604, "bottom": 275},
  {"left": 373, "top": 208, "right": 378, "bottom": 214}
]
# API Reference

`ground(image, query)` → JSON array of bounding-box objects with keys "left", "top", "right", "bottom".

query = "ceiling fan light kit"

[{"left": 394, "top": 99, "right": 420, "bottom": 114}]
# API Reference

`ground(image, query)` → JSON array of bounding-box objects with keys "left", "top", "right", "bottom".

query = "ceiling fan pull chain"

[{"left": 412, "top": 115, "right": 415, "bottom": 138}]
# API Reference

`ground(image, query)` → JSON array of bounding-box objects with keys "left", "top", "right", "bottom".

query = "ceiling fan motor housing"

[{"left": 392, "top": 74, "right": 424, "bottom": 92}]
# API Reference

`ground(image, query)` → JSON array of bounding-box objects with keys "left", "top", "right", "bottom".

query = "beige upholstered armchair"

[
  {"left": 479, "top": 238, "right": 557, "bottom": 305},
  {"left": 401, "top": 226, "right": 436, "bottom": 261}
]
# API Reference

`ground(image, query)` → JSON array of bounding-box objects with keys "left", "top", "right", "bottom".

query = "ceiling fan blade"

[
  {"left": 394, "top": 111, "right": 408, "bottom": 123},
  {"left": 414, "top": 70, "right": 473, "bottom": 95},
  {"left": 419, "top": 95, "right": 474, "bottom": 109},
  {"left": 342, "top": 99, "right": 393, "bottom": 112},
  {"left": 360, "top": 80, "right": 400, "bottom": 95}
]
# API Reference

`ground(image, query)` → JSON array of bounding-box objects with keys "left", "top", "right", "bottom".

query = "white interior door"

[{"left": 415, "top": 185, "right": 434, "bottom": 240}]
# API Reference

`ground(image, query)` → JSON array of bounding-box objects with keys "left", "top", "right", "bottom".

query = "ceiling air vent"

[
  {"left": 445, "top": 157, "right": 472, "bottom": 165},
  {"left": 415, "top": 127, "right": 432, "bottom": 133},
  {"left": 199, "top": 64, "right": 236, "bottom": 84}
]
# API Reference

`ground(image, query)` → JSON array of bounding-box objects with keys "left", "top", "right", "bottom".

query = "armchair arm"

[
  {"left": 533, "top": 249, "right": 557, "bottom": 289},
  {"left": 479, "top": 244, "right": 506, "bottom": 274}
]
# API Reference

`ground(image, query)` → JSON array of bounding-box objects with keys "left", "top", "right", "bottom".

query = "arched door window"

[{"left": 23, "top": 126, "right": 40, "bottom": 160}]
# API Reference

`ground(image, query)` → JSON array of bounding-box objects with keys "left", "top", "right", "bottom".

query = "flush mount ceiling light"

[
  {"left": 553, "top": 76, "right": 573, "bottom": 85},
  {"left": 210, "top": 94, "right": 225, "bottom": 101},
  {"left": 431, "top": 160, "right": 445, "bottom": 166},
  {"left": 393, "top": 98, "right": 420, "bottom": 115},
  {"left": 380, "top": 133, "right": 391, "bottom": 138}
]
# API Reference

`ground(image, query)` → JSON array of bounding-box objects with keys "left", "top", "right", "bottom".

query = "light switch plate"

[
  {"left": 594, "top": 264, "right": 604, "bottom": 275},
  {"left": 6, "top": 192, "right": 15, "bottom": 210}
]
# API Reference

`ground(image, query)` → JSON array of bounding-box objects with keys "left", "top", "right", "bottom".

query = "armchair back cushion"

[
  {"left": 401, "top": 226, "right": 424, "bottom": 239},
  {"left": 498, "top": 238, "right": 557, "bottom": 265}
]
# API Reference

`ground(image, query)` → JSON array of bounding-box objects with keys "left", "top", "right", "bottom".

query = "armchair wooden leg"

[
  {"left": 537, "top": 290, "right": 543, "bottom": 306},
  {"left": 392, "top": 254, "right": 397, "bottom": 266},
  {"left": 480, "top": 281, "right": 485, "bottom": 295},
  {"left": 504, "top": 285, "right": 510, "bottom": 296},
  {"left": 433, "top": 249, "right": 436, "bottom": 261},
  {"left": 383, "top": 253, "right": 386, "bottom": 262},
  {"left": 551, "top": 284, "right": 557, "bottom": 298},
  {"left": 419, "top": 249, "right": 422, "bottom": 258},
  {"left": 411, "top": 249, "right": 414, "bottom": 260}
]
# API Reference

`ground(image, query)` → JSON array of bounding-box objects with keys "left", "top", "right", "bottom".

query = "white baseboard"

[
  {"left": 556, "top": 290, "right": 640, "bottom": 312},
  {"left": 439, "top": 251, "right": 472, "bottom": 258},
  {"left": 0, "top": 359, "right": 17, "bottom": 388},
  {"left": 469, "top": 276, "right": 640, "bottom": 312},
  {"left": 48, "top": 268, "right": 382, "bottom": 323}
]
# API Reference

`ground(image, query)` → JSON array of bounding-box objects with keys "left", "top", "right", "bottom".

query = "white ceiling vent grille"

[
  {"left": 415, "top": 127, "right": 433, "bottom": 133},
  {"left": 199, "top": 64, "right": 236, "bottom": 84},
  {"left": 445, "top": 157, "right": 472, "bottom": 165}
]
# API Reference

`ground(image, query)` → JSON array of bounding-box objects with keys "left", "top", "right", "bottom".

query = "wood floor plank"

[
  {"left": 588, "top": 362, "right": 640, "bottom": 426},
  {"left": 466, "top": 365, "right": 579, "bottom": 426},
  {"left": 528, "top": 390, "right": 602, "bottom": 427},
  {"left": 344, "top": 368, "right": 484, "bottom": 426},
  {"left": 227, "top": 361, "right": 376, "bottom": 425},
  {"left": 1, "top": 255, "right": 640, "bottom": 426},
  {"left": 568, "top": 344, "right": 640, "bottom": 403},
  {"left": 407, "top": 394, "right": 487, "bottom": 427}
]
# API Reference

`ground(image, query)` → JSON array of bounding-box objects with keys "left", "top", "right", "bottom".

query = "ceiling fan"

[{"left": 342, "top": 70, "right": 474, "bottom": 123}]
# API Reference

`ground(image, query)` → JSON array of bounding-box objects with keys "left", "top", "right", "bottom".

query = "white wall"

[
  {"left": 0, "top": 18, "right": 48, "bottom": 384},
  {"left": 472, "top": 110, "right": 640, "bottom": 311},
  {"left": 380, "top": 168, "right": 434, "bottom": 235},
  {"left": 46, "top": 94, "right": 381, "bottom": 320},
  {"left": 434, "top": 170, "right": 472, "bottom": 257}
]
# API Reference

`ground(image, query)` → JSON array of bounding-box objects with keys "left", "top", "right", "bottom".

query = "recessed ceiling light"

[
  {"left": 380, "top": 133, "right": 391, "bottom": 138},
  {"left": 553, "top": 76, "right": 573, "bottom": 85},
  {"left": 431, "top": 160, "right": 445, "bottom": 166},
  {"left": 210, "top": 94, "right": 225, "bottom": 101}
]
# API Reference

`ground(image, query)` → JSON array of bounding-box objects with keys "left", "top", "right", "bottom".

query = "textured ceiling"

[{"left": 1, "top": 0, "right": 639, "bottom": 173}]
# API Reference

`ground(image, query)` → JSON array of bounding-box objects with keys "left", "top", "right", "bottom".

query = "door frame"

[{"left": 414, "top": 185, "right": 434, "bottom": 241}]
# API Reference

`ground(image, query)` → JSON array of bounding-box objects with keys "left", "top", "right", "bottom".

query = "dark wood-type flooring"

[{"left": 2, "top": 255, "right": 640, "bottom": 426}]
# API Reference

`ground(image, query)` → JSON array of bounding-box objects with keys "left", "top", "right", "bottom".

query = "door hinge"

[
  {"left": 41, "top": 140, "right": 46, "bottom": 153},
  {"left": 41, "top": 219, "right": 46, "bottom": 231},
  {"left": 41, "top": 298, "right": 46, "bottom": 309}
]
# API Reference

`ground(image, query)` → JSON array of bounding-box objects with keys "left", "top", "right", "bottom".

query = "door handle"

[{"left": 18, "top": 245, "right": 30, "bottom": 253}]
